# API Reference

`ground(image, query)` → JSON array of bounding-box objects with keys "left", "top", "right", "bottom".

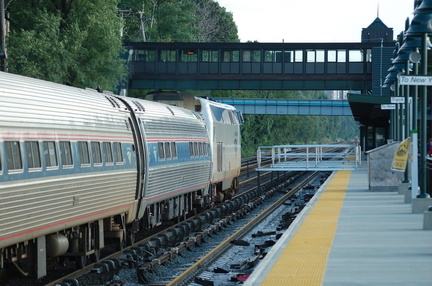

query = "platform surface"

[{"left": 245, "top": 164, "right": 432, "bottom": 285}]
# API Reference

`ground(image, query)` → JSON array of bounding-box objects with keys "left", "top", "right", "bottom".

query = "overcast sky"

[{"left": 216, "top": 0, "right": 415, "bottom": 42}]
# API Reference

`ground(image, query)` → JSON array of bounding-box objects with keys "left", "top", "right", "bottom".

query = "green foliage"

[
  {"left": 119, "top": 0, "right": 238, "bottom": 42},
  {"left": 191, "top": 0, "right": 238, "bottom": 42},
  {"left": 6, "top": 0, "right": 126, "bottom": 90}
]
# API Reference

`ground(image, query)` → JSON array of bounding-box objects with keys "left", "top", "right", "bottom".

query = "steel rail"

[{"left": 166, "top": 171, "right": 320, "bottom": 286}]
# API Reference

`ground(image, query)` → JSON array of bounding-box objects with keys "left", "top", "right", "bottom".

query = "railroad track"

[
  {"left": 2, "top": 155, "right": 332, "bottom": 286},
  {"left": 161, "top": 171, "right": 324, "bottom": 286},
  {"left": 22, "top": 153, "right": 336, "bottom": 286},
  {"left": 47, "top": 171, "right": 330, "bottom": 286},
  {"left": 41, "top": 169, "right": 309, "bottom": 286}
]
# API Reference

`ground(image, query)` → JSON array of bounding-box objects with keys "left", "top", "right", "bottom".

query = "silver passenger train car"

[
  {"left": 144, "top": 92, "right": 243, "bottom": 202},
  {"left": 0, "top": 72, "right": 233, "bottom": 278}
]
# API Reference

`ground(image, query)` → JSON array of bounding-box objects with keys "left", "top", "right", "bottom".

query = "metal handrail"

[{"left": 256, "top": 144, "right": 360, "bottom": 171}]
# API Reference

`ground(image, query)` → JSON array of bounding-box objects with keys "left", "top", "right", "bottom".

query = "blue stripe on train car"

[
  {"left": 146, "top": 142, "right": 211, "bottom": 167},
  {"left": 0, "top": 141, "right": 137, "bottom": 182}
]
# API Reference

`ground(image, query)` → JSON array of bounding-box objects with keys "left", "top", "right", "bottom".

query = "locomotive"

[{"left": 0, "top": 72, "right": 242, "bottom": 278}]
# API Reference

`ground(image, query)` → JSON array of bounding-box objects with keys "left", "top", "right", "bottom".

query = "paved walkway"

[{"left": 245, "top": 164, "right": 432, "bottom": 285}]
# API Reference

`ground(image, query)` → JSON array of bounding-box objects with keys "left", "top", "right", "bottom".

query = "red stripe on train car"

[
  {"left": 146, "top": 182, "right": 209, "bottom": 202},
  {"left": 0, "top": 203, "right": 135, "bottom": 242}
]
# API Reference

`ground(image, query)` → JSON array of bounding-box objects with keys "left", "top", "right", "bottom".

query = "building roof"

[
  {"left": 364, "top": 17, "right": 391, "bottom": 30},
  {"left": 347, "top": 93, "right": 390, "bottom": 127}
]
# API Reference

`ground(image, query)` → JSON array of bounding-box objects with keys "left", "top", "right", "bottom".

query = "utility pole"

[{"left": 0, "top": 0, "right": 7, "bottom": 72}]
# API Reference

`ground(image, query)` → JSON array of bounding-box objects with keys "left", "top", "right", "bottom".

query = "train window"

[
  {"left": 171, "top": 142, "right": 177, "bottom": 158},
  {"left": 221, "top": 110, "right": 231, "bottom": 124},
  {"left": 228, "top": 110, "right": 236, "bottom": 124},
  {"left": 164, "top": 142, "right": 171, "bottom": 159},
  {"left": 25, "top": 141, "right": 41, "bottom": 169},
  {"left": 200, "top": 142, "right": 205, "bottom": 156},
  {"left": 91, "top": 142, "right": 102, "bottom": 165},
  {"left": 236, "top": 110, "right": 244, "bottom": 124},
  {"left": 158, "top": 142, "right": 165, "bottom": 160},
  {"left": 43, "top": 141, "right": 58, "bottom": 168},
  {"left": 60, "top": 141, "right": 73, "bottom": 167},
  {"left": 0, "top": 149, "right": 2, "bottom": 172},
  {"left": 193, "top": 142, "right": 198, "bottom": 156},
  {"left": 113, "top": 142, "right": 123, "bottom": 163},
  {"left": 5, "top": 141, "right": 23, "bottom": 170},
  {"left": 189, "top": 142, "right": 194, "bottom": 157},
  {"left": 103, "top": 142, "right": 113, "bottom": 164},
  {"left": 78, "top": 141, "right": 90, "bottom": 165},
  {"left": 210, "top": 105, "right": 223, "bottom": 122}
]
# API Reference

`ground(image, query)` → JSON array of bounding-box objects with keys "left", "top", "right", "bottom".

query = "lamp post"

[
  {"left": 399, "top": 35, "right": 423, "bottom": 197},
  {"left": 399, "top": 35, "right": 424, "bottom": 130},
  {"left": 393, "top": 49, "right": 412, "bottom": 182},
  {"left": 384, "top": 71, "right": 398, "bottom": 139},
  {"left": 405, "top": 0, "right": 432, "bottom": 198}
]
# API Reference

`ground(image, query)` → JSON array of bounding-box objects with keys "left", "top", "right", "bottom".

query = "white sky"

[{"left": 216, "top": 0, "right": 415, "bottom": 42}]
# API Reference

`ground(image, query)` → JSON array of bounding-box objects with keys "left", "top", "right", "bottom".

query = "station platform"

[{"left": 244, "top": 163, "right": 432, "bottom": 285}]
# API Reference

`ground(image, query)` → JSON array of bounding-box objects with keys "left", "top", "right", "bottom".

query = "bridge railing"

[{"left": 257, "top": 144, "right": 361, "bottom": 171}]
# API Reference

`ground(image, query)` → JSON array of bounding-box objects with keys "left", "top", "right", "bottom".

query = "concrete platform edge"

[{"left": 243, "top": 171, "right": 337, "bottom": 286}]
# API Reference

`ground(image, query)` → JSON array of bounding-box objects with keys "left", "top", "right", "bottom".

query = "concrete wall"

[{"left": 366, "top": 142, "right": 406, "bottom": 191}]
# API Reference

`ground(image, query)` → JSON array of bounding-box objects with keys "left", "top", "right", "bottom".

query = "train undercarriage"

[{"left": 0, "top": 187, "right": 217, "bottom": 279}]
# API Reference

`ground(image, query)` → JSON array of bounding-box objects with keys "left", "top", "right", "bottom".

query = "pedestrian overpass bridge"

[
  {"left": 215, "top": 98, "right": 352, "bottom": 115},
  {"left": 126, "top": 41, "right": 393, "bottom": 95}
]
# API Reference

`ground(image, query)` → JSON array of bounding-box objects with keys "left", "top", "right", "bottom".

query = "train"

[{"left": 0, "top": 71, "right": 243, "bottom": 279}]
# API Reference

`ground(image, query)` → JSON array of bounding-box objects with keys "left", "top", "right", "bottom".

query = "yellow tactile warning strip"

[{"left": 262, "top": 171, "right": 351, "bottom": 285}]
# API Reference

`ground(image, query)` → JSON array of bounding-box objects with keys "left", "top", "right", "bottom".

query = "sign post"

[
  {"left": 399, "top": 74, "right": 430, "bottom": 198},
  {"left": 411, "top": 131, "right": 419, "bottom": 198}
]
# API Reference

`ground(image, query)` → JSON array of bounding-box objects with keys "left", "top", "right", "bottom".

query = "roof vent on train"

[
  {"left": 105, "top": 96, "right": 121, "bottom": 108},
  {"left": 132, "top": 100, "right": 145, "bottom": 112}
]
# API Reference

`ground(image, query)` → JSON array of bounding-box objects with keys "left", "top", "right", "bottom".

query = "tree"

[
  {"left": 6, "top": 0, "right": 126, "bottom": 90},
  {"left": 192, "top": 0, "right": 238, "bottom": 42},
  {"left": 119, "top": 0, "right": 238, "bottom": 43}
]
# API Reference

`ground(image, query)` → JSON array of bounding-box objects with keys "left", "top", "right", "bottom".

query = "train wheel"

[
  {"left": 118, "top": 237, "right": 126, "bottom": 251},
  {"left": 75, "top": 255, "right": 87, "bottom": 269},
  {"left": 127, "top": 232, "right": 135, "bottom": 246},
  {"left": 90, "top": 249, "right": 101, "bottom": 263},
  {"left": 217, "top": 192, "right": 224, "bottom": 203}
]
